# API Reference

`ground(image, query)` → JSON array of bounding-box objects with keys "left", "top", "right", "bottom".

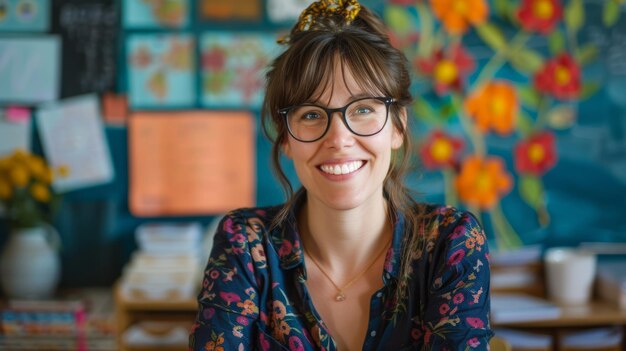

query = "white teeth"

[{"left": 320, "top": 161, "right": 363, "bottom": 175}]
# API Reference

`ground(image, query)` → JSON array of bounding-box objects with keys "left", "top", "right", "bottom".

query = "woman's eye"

[
  {"left": 302, "top": 112, "right": 322, "bottom": 120},
  {"left": 352, "top": 106, "right": 374, "bottom": 115}
]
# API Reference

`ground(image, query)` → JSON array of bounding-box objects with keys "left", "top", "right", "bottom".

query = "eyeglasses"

[{"left": 278, "top": 96, "right": 395, "bottom": 142}]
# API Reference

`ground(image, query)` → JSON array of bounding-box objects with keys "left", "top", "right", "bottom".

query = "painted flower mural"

[{"left": 384, "top": 0, "right": 623, "bottom": 250}]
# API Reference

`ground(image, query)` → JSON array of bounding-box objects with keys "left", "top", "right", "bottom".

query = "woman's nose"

[{"left": 322, "top": 112, "right": 355, "bottom": 148}]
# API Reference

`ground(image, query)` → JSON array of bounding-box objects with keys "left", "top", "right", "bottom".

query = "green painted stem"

[
  {"left": 443, "top": 168, "right": 458, "bottom": 207},
  {"left": 489, "top": 204, "right": 524, "bottom": 251},
  {"left": 474, "top": 32, "right": 530, "bottom": 89},
  {"left": 452, "top": 94, "right": 485, "bottom": 157}
]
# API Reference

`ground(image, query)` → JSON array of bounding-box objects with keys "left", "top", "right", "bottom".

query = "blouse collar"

[{"left": 270, "top": 190, "right": 405, "bottom": 281}]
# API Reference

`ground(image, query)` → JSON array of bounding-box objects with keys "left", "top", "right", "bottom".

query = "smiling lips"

[{"left": 319, "top": 160, "right": 364, "bottom": 175}]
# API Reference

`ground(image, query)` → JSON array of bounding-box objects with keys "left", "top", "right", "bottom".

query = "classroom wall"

[{"left": 0, "top": 0, "right": 625, "bottom": 287}]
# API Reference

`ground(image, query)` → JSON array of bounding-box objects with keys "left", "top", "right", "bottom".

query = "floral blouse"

[{"left": 190, "top": 196, "right": 493, "bottom": 351}]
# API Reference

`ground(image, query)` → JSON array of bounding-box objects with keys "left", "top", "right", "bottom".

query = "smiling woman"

[{"left": 189, "top": 1, "right": 494, "bottom": 350}]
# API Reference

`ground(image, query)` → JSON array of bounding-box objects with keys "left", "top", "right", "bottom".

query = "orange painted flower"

[
  {"left": 514, "top": 131, "right": 557, "bottom": 175},
  {"left": 517, "top": 0, "right": 563, "bottom": 35},
  {"left": 464, "top": 81, "right": 518, "bottom": 135},
  {"left": 455, "top": 155, "right": 513, "bottom": 209},
  {"left": 416, "top": 43, "right": 475, "bottom": 95},
  {"left": 534, "top": 53, "right": 581, "bottom": 100},
  {"left": 419, "top": 130, "right": 464, "bottom": 169},
  {"left": 430, "top": 0, "right": 489, "bottom": 35}
]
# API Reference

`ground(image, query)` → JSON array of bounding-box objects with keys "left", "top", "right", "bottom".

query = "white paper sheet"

[
  {"left": 35, "top": 94, "right": 114, "bottom": 192},
  {"left": 0, "top": 114, "right": 31, "bottom": 157}
]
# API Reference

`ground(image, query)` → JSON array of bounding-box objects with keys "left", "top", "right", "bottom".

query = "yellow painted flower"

[
  {"left": 464, "top": 81, "right": 518, "bottom": 135},
  {"left": 455, "top": 155, "right": 513, "bottom": 209},
  {"left": 430, "top": 0, "right": 489, "bottom": 34}
]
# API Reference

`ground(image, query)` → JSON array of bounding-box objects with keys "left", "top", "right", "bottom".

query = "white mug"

[{"left": 544, "top": 247, "right": 597, "bottom": 305}]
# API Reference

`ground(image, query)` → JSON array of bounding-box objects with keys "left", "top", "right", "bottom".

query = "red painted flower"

[
  {"left": 517, "top": 0, "right": 563, "bottom": 34},
  {"left": 419, "top": 130, "right": 464, "bottom": 169},
  {"left": 416, "top": 43, "right": 475, "bottom": 95},
  {"left": 514, "top": 131, "right": 557, "bottom": 175},
  {"left": 534, "top": 53, "right": 581, "bottom": 100}
]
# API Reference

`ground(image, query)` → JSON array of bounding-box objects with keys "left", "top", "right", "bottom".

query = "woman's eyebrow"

[{"left": 306, "top": 93, "right": 379, "bottom": 106}]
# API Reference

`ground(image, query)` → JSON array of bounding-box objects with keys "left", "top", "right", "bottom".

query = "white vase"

[{"left": 0, "top": 225, "right": 61, "bottom": 299}]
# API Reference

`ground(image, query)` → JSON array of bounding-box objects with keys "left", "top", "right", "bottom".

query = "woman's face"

[{"left": 282, "top": 60, "right": 404, "bottom": 212}]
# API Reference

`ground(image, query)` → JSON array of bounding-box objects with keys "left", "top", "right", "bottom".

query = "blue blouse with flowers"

[{"left": 190, "top": 196, "right": 493, "bottom": 351}]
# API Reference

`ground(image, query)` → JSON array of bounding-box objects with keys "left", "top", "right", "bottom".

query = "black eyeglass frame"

[{"left": 278, "top": 96, "right": 396, "bottom": 143}]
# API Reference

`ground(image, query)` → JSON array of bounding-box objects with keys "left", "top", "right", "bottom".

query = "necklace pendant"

[{"left": 335, "top": 292, "right": 346, "bottom": 302}]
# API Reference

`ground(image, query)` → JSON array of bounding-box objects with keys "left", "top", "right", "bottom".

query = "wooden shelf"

[
  {"left": 114, "top": 282, "right": 197, "bottom": 351},
  {"left": 493, "top": 300, "right": 626, "bottom": 328}
]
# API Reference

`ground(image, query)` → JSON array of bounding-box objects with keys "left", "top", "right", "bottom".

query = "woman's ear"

[
  {"left": 282, "top": 140, "right": 292, "bottom": 159},
  {"left": 391, "top": 107, "right": 407, "bottom": 150}
]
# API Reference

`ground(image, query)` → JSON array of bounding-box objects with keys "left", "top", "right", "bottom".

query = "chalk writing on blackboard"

[{"left": 52, "top": 0, "right": 118, "bottom": 98}]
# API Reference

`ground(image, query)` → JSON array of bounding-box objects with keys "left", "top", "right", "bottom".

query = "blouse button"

[
  {"left": 376, "top": 292, "right": 382, "bottom": 298},
  {"left": 370, "top": 330, "right": 376, "bottom": 337}
]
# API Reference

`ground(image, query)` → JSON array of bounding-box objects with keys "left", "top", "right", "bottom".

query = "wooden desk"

[
  {"left": 493, "top": 300, "right": 626, "bottom": 351},
  {"left": 113, "top": 283, "right": 197, "bottom": 351},
  {"left": 493, "top": 300, "right": 626, "bottom": 328}
]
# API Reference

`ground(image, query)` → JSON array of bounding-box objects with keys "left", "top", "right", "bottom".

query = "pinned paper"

[
  {"left": 0, "top": 36, "right": 60, "bottom": 103},
  {"left": 35, "top": 94, "right": 115, "bottom": 192},
  {"left": 5, "top": 106, "right": 31, "bottom": 123},
  {"left": 127, "top": 33, "right": 195, "bottom": 108},
  {"left": 200, "top": 0, "right": 261, "bottom": 21},
  {"left": 0, "top": 0, "right": 50, "bottom": 32},
  {"left": 266, "top": 0, "right": 311, "bottom": 23},
  {"left": 200, "top": 32, "right": 280, "bottom": 108},
  {"left": 101, "top": 93, "right": 128, "bottom": 125},
  {"left": 123, "top": 0, "right": 189, "bottom": 29},
  {"left": 0, "top": 115, "right": 31, "bottom": 157},
  {"left": 128, "top": 111, "right": 255, "bottom": 216}
]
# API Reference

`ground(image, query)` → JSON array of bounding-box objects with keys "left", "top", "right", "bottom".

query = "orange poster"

[
  {"left": 200, "top": 0, "right": 261, "bottom": 20},
  {"left": 128, "top": 111, "right": 255, "bottom": 216}
]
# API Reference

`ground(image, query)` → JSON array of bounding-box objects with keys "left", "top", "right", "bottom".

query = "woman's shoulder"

[
  {"left": 219, "top": 204, "right": 284, "bottom": 230},
  {"left": 416, "top": 203, "right": 481, "bottom": 231},
  {"left": 412, "top": 203, "right": 486, "bottom": 251}
]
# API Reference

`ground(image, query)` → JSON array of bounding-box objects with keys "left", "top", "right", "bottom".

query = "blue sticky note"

[
  {"left": 0, "top": 36, "right": 60, "bottom": 103},
  {"left": 126, "top": 33, "right": 196, "bottom": 108},
  {"left": 0, "top": 0, "right": 50, "bottom": 32},
  {"left": 123, "top": 0, "right": 189, "bottom": 29}
]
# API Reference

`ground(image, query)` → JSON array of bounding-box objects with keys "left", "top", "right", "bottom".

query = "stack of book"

[
  {"left": 596, "top": 260, "right": 626, "bottom": 310},
  {"left": 490, "top": 245, "right": 545, "bottom": 297},
  {"left": 0, "top": 298, "right": 116, "bottom": 351},
  {"left": 119, "top": 222, "right": 204, "bottom": 301},
  {"left": 490, "top": 293, "right": 562, "bottom": 324}
]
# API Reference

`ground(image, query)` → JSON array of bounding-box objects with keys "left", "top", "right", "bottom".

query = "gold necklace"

[{"left": 303, "top": 236, "right": 391, "bottom": 302}]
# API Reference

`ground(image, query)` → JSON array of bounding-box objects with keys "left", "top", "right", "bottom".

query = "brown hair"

[{"left": 261, "top": 4, "right": 427, "bottom": 305}]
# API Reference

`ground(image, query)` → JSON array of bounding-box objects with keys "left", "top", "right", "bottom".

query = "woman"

[{"left": 190, "top": 1, "right": 493, "bottom": 350}]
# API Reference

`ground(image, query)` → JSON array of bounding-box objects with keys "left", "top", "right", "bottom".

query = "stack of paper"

[
  {"left": 119, "top": 222, "right": 203, "bottom": 300},
  {"left": 560, "top": 327, "right": 623, "bottom": 349},
  {"left": 494, "top": 328, "right": 553, "bottom": 350},
  {"left": 596, "top": 260, "right": 626, "bottom": 310},
  {"left": 490, "top": 293, "right": 562, "bottom": 324}
]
